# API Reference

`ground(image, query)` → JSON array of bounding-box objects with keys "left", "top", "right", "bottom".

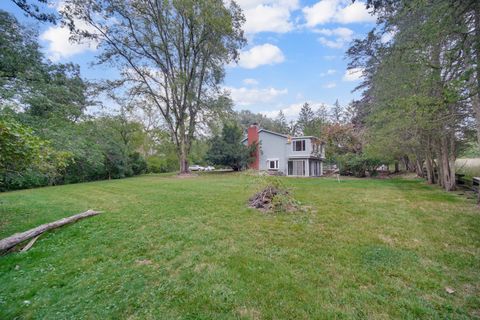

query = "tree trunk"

[
  {"left": 435, "top": 140, "right": 444, "bottom": 188},
  {"left": 0, "top": 210, "right": 101, "bottom": 253},
  {"left": 178, "top": 150, "right": 189, "bottom": 174},
  {"left": 473, "top": 2, "right": 480, "bottom": 205},
  {"left": 438, "top": 135, "right": 455, "bottom": 191},
  {"left": 394, "top": 161, "right": 399, "bottom": 173},
  {"left": 425, "top": 151, "right": 435, "bottom": 184},
  {"left": 177, "top": 133, "right": 190, "bottom": 174},
  {"left": 415, "top": 158, "right": 424, "bottom": 178}
]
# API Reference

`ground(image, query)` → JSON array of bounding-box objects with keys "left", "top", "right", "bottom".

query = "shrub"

[
  {"left": 146, "top": 155, "right": 178, "bottom": 173},
  {"left": 129, "top": 152, "right": 147, "bottom": 175},
  {"left": 337, "top": 153, "right": 382, "bottom": 177}
]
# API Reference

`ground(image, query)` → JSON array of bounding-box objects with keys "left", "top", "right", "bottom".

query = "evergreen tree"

[
  {"left": 297, "top": 103, "right": 315, "bottom": 135},
  {"left": 273, "top": 110, "right": 289, "bottom": 134},
  {"left": 206, "top": 122, "right": 257, "bottom": 171},
  {"left": 331, "top": 99, "right": 344, "bottom": 123}
]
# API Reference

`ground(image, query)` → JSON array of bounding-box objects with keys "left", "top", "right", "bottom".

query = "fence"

[{"left": 456, "top": 174, "right": 479, "bottom": 193}]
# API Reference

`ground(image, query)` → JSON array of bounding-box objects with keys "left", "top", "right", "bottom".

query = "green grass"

[{"left": 0, "top": 174, "right": 479, "bottom": 319}]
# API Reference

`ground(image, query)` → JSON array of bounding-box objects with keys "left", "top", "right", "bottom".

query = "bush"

[
  {"left": 146, "top": 155, "right": 178, "bottom": 173},
  {"left": 129, "top": 152, "right": 147, "bottom": 175},
  {"left": 2, "top": 169, "right": 47, "bottom": 191},
  {"left": 337, "top": 153, "right": 382, "bottom": 177}
]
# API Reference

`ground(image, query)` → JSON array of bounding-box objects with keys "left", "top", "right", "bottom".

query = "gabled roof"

[{"left": 241, "top": 128, "right": 321, "bottom": 142}]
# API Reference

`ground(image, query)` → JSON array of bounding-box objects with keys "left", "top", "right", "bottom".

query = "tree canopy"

[{"left": 61, "top": 0, "right": 246, "bottom": 173}]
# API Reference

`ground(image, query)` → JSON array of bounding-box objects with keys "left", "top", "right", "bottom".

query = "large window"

[
  {"left": 293, "top": 140, "right": 305, "bottom": 151},
  {"left": 288, "top": 160, "right": 305, "bottom": 176},
  {"left": 268, "top": 159, "right": 279, "bottom": 170}
]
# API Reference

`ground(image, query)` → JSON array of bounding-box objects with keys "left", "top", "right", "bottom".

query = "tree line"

[
  {"left": 343, "top": 0, "right": 479, "bottom": 192},
  {"left": 2, "top": 0, "right": 479, "bottom": 194}
]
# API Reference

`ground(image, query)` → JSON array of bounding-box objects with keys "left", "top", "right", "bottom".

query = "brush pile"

[{"left": 248, "top": 185, "right": 300, "bottom": 213}]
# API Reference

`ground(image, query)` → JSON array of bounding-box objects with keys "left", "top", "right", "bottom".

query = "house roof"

[{"left": 241, "top": 128, "right": 321, "bottom": 142}]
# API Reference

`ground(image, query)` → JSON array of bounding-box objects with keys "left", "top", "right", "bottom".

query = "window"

[
  {"left": 293, "top": 140, "right": 305, "bottom": 151},
  {"left": 268, "top": 159, "right": 279, "bottom": 170},
  {"left": 288, "top": 160, "right": 305, "bottom": 176}
]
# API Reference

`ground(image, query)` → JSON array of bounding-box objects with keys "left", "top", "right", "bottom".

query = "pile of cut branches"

[{"left": 246, "top": 173, "right": 302, "bottom": 213}]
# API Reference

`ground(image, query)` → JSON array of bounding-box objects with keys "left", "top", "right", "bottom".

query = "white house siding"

[
  {"left": 287, "top": 138, "right": 314, "bottom": 158},
  {"left": 243, "top": 129, "right": 324, "bottom": 176},
  {"left": 258, "top": 131, "right": 288, "bottom": 173}
]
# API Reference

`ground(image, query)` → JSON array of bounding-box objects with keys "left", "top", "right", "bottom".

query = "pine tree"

[
  {"left": 273, "top": 110, "right": 289, "bottom": 134},
  {"left": 297, "top": 103, "right": 315, "bottom": 135},
  {"left": 331, "top": 99, "right": 344, "bottom": 123}
]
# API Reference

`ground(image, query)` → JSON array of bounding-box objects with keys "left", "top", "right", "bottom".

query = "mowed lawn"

[{"left": 0, "top": 174, "right": 479, "bottom": 319}]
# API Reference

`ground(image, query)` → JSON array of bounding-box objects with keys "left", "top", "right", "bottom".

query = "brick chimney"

[{"left": 247, "top": 123, "right": 259, "bottom": 170}]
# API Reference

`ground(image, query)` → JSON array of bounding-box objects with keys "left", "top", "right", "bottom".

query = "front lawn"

[{"left": 0, "top": 174, "right": 479, "bottom": 319}]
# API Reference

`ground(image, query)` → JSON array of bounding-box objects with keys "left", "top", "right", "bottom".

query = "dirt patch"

[
  {"left": 136, "top": 259, "right": 153, "bottom": 265},
  {"left": 237, "top": 306, "right": 261, "bottom": 320}
]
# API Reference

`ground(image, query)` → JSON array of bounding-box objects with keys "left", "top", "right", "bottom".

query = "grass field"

[{"left": 0, "top": 174, "right": 479, "bottom": 319}]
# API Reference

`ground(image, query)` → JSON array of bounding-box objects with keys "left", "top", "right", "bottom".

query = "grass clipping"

[{"left": 245, "top": 171, "right": 303, "bottom": 214}]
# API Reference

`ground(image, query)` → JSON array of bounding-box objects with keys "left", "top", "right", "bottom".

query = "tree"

[
  {"left": 297, "top": 103, "right": 315, "bottom": 135},
  {"left": 296, "top": 102, "right": 327, "bottom": 137},
  {"left": 0, "top": 11, "right": 88, "bottom": 123},
  {"left": 62, "top": 0, "right": 246, "bottom": 174},
  {"left": 272, "top": 110, "right": 289, "bottom": 134},
  {"left": 0, "top": 116, "right": 43, "bottom": 178},
  {"left": 0, "top": 115, "right": 73, "bottom": 190},
  {"left": 206, "top": 122, "right": 256, "bottom": 171},
  {"left": 0, "top": 10, "right": 43, "bottom": 102},
  {"left": 235, "top": 109, "right": 277, "bottom": 132},
  {"left": 331, "top": 99, "right": 344, "bottom": 123},
  {"left": 11, "top": 0, "right": 58, "bottom": 23},
  {"left": 346, "top": 0, "right": 475, "bottom": 191}
]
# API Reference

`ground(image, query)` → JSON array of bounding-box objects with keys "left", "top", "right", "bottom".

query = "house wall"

[
  {"left": 243, "top": 129, "right": 325, "bottom": 176},
  {"left": 287, "top": 138, "right": 314, "bottom": 158},
  {"left": 258, "top": 131, "right": 288, "bottom": 173}
]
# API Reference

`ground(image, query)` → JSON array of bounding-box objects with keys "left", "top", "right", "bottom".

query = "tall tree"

[
  {"left": 331, "top": 99, "right": 344, "bottom": 123},
  {"left": 347, "top": 0, "right": 474, "bottom": 191},
  {"left": 297, "top": 102, "right": 315, "bottom": 135},
  {"left": 272, "top": 110, "right": 289, "bottom": 134},
  {"left": 62, "top": 0, "right": 246, "bottom": 173},
  {"left": 206, "top": 122, "right": 256, "bottom": 171}
]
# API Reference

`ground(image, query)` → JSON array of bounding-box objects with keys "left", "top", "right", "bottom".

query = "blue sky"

[{"left": 0, "top": 0, "right": 375, "bottom": 119}]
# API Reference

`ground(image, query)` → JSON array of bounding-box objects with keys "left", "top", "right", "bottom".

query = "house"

[{"left": 243, "top": 124, "right": 325, "bottom": 177}]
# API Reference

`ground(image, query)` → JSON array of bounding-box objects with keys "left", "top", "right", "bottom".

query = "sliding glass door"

[{"left": 288, "top": 160, "right": 305, "bottom": 176}]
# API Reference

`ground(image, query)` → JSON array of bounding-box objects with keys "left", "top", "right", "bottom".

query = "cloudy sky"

[{"left": 1, "top": 0, "right": 376, "bottom": 119}]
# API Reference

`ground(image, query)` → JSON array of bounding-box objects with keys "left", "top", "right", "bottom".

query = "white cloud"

[
  {"left": 236, "top": 0, "right": 299, "bottom": 34},
  {"left": 40, "top": 2, "right": 98, "bottom": 61},
  {"left": 315, "top": 27, "right": 353, "bottom": 38},
  {"left": 238, "top": 44, "right": 285, "bottom": 69},
  {"left": 320, "top": 69, "right": 336, "bottom": 77},
  {"left": 335, "top": 1, "right": 376, "bottom": 24},
  {"left": 343, "top": 67, "right": 364, "bottom": 81},
  {"left": 322, "top": 82, "right": 336, "bottom": 88},
  {"left": 40, "top": 25, "right": 98, "bottom": 61},
  {"left": 261, "top": 101, "right": 332, "bottom": 119},
  {"left": 315, "top": 27, "right": 354, "bottom": 48},
  {"left": 302, "top": 0, "right": 338, "bottom": 26},
  {"left": 323, "top": 55, "right": 337, "bottom": 60},
  {"left": 303, "top": 0, "right": 375, "bottom": 27},
  {"left": 243, "top": 78, "right": 259, "bottom": 85},
  {"left": 225, "top": 86, "right": 288, "bottom": 106}
]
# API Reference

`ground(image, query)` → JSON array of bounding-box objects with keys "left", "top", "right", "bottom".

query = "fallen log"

[{"left": 0, "top": 209, "right": 101, "bottom": 253}]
